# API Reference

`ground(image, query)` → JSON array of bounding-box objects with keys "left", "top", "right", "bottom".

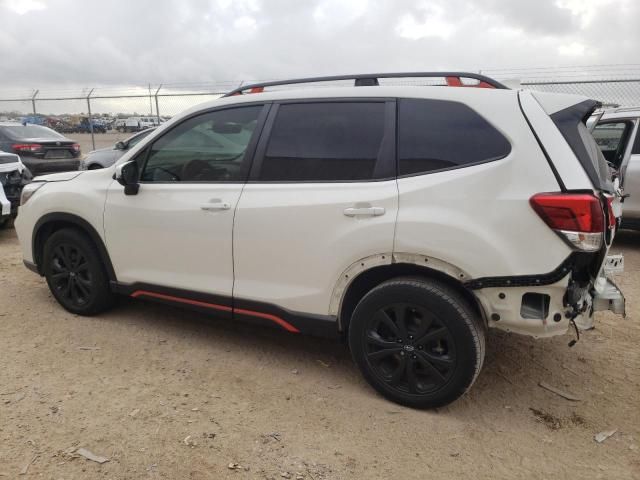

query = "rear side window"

[
  {"left": 258, "top": 102, "right": 388, "bottom": 181},
  {"left": 398, "top": 99, "right": 511, "bottom": 176}
]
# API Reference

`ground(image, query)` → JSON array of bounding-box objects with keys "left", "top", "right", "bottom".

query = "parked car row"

[
  {"left": 114, "top": 117, "right": 162, "bottom": 133},
  {"left": 11, "top": 72, "right": 627, "bottom": 409}
]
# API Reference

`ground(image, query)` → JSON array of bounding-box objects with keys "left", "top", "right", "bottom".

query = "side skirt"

[{"left": 110, "top": 281, "right": 339, "bottom": 339}]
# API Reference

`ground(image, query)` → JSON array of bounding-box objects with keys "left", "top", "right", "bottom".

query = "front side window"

[
  {"left": 141, "top": 106, "right": 262, "bottom": 182},
  {"left": 258, "top": 102, "right": 388, "bottom": 181},
  {"left": 398, "top": 98, "right": 511, "bottom": 176}
]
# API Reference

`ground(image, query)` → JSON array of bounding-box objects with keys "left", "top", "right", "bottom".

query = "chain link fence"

[{"left": 1, "top": 75, "right": 639, "bottom": 150}]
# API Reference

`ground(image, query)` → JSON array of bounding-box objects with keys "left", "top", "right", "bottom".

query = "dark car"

[{"left": 0, "top": 123, "right": 81, "bottom": 175}]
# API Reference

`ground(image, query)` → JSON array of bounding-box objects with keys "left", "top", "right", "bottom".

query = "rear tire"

[
  {"left": 43, "top": 228, "right": 116, "bottom": 315},
  {"left": 348, "top": 277, "right": 485, "bottom": 409}
]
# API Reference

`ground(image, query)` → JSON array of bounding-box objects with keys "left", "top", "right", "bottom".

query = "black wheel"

[
  {"left": 88, "top": 164, "right": 103, "bottom": 170},
  {"left": 348, "top": 278, "right": 485, "bottom": 409},
  {"left": 43, "top": 228, "right": 116, "bottom": 315}
]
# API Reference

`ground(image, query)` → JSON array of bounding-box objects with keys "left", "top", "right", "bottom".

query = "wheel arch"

[
  {"left": 332, "top": 253, "right": 485, "bottom": 333},
  {"left": 32, "top": 212, "right": 116, "bottom": 281}
]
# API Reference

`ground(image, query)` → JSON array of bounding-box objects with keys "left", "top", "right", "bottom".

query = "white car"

[
  {"left": 590, "top": 107, "right": 640, "bottom": 230},
  {"left": 14, "top": 73, "right": 626, "bottom": 408},
  {"left": 0, "top": 151, "right": 30, "bottom": 228}
]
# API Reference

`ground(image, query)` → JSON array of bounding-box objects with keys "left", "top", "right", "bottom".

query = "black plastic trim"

[
  {"left": 464, "top": 253, "right": 579, "bottom": 290},
  {"left": 23, "top": 260, "right": 38, "bottom": 274},
  {"left": 517, "top": 91, "right": 566, "bottom": 191},
  {"left": 551, "top": 99, "right": 612, "bottom": 193},
  {"left": 111, "top": 281, "right": 339, "bottom": 338},
  {"left": 32, "top": 213, "right": 117, "bottom": 281}
]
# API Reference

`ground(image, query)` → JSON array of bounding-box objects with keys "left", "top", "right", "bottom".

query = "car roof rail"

[{"left": 223, "top": 72, "right": 509, "bottom": 97}]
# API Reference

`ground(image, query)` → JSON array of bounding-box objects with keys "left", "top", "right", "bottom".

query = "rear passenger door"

[{"left": 233, "top": 100, "right": 398, "bottom": 319}]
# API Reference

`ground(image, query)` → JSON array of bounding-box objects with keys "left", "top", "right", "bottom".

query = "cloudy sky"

[{"left": 0, "top": 0, "right": 638, "bottom": 95}]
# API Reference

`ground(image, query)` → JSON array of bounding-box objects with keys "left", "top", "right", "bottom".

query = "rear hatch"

[
  {"left": 545, "top": 98, "right": 621, "bottom": 248},
  {"left": 519, "top": 91, "right": 622, "bottom": 283}
]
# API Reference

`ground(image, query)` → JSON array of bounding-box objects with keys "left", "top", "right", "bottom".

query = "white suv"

[{"left": 14, "top": 73, "right": 626, "bottom": 408}]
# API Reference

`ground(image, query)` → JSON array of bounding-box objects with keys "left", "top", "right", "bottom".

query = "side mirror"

[
  {"left": 115, "top": 141, "right": 126, "bottom": 150},
  {"left": 115, "top": 161, "right": 140, "bottom": 195}
]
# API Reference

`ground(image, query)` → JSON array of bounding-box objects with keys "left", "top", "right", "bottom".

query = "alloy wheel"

[
  {"left": 364, "top": 303, "right": 456, "bottom": 394},
  {"left": 49, "top": 243, "right": 93, "bottom": 307}
]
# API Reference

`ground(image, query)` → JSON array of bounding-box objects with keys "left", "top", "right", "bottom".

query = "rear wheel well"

[
  {"left": 33, "top": 214, "right": 116, "bottom": 281},
  {"left": 338, "top": 263, "right": 484, "bottom": 334}
]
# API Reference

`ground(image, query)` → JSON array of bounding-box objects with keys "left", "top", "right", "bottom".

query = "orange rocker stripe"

[{"left": 131, "top": 290, "right": 300, "bottom": 333}]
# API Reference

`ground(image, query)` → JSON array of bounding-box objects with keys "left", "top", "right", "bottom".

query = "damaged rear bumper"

[{"left": 470, "top": 253, "right": 626, "bottom": 338}]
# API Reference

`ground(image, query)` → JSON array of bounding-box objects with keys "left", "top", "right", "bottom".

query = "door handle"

[
  {"left": 201, "top": 202, "right": 231, "bottom": 211},
  {"left": 343, "top": 206, "right": 385, "bottom": 217}
]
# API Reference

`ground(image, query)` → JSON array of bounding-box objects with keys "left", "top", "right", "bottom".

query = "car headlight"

[{"left": 20, "top": 182, "right": 45, "bottom": 206}]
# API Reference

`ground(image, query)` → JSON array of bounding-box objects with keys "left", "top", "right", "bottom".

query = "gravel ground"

[{"left": 0, "top": 227, "right": 638, "bottom": 479}]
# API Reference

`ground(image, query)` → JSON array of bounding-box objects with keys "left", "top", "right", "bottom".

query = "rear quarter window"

[{"left": 398, "top": 98, "right": 511, "bottom": 176}]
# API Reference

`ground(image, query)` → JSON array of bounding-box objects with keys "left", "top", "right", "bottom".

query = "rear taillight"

[
  {"left": 530, "top": 193, "right": 604, "bottom": 252},
  {"left": 12, "top": 143, "right": 42, "bottom": 153},
  {"left": 71, "top": 143, "right": 81, "bottom": 152}
]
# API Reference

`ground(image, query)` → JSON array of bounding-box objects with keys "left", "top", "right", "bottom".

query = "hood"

[{"left": 33, "top": 171, "right": 84, "bottom": 182}]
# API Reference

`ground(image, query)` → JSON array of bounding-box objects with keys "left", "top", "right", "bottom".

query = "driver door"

[{"left": 104, "top": 104, "right": 268, "bottom": 312}]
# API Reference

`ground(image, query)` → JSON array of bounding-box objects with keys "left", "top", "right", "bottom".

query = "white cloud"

[
  {"left": 395, "top": 5, "right": 455, "bottom": 40},
  {"left": 313, "top": 0, "right": 368, "bottom": 27},
  {"left": 233, "top": 15, "right": 257, "bottom": 31},
  {"left": 0, "top": 0, "right": 637, "bottom": 94},
  {"left": 2, "top": 0, "right": 46, "bottom": 15},
  {"left": 558, "top": 41, "right": 586, "bottom": 56}
]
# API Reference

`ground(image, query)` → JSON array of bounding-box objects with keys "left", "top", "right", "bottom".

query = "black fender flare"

[{"left": 32, "top": 212, "right": 117, "bottom": 281}]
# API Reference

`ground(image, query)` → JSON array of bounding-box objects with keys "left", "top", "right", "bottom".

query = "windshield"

[
  {"left": 127, "top": 129, "right": 155, "bottom": 148},
  {"left": 2, "top": 125, "right": 63, "bottom": 139}
]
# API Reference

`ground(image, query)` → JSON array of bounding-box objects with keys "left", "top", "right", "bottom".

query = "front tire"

[
  {"left": 348, "top": 278, "right": 485, "bottom": 409},
  {"left": 43, "top": 228, "right": 116, "bottom": 315}
]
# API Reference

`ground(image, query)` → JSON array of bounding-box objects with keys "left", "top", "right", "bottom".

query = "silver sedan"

[{"left": 80, "top": 128, "right": 156, "bottom": 170}]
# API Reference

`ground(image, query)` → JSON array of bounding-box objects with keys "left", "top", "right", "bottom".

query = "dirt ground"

[{"left": 0, "top": 227, "right": 638, "bottom": 479}]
